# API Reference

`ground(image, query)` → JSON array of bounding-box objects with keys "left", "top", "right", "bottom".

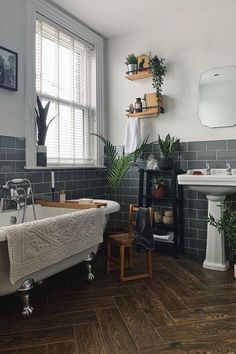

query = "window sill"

[{"left": 24, "top": 165, "right": 106, "bottom": 170}]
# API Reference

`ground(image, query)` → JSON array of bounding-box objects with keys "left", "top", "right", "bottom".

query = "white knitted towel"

[{"left": 1, "top": 208, "right": 104, "bottom": 284}]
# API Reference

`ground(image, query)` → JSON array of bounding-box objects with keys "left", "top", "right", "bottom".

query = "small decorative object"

[
  {"left": 135, "top": 97, "right": 142, "bottom": 112},
  {"left": 129, "top": 103, "right": 134, "bottom": 113},
  {"left": 153, "top": 178, "right": 166, "bottom": 198},
  {"left": 147, "top": 154, "right": 158, "bottom": 170},
  {"left": 207, "top": 203, "right": 236, "bottom": 277},
  {"left": 51, "top": 171, "right": 55, "bottom": 201},
  {"left": 149, "top": 56, "right": 167, "bottom": 111},
  {"left": 162, "top": 210, "right": 173, "bottom": 224},
  {"left": 60, "top": 190, "right": 66, "bottom": 203},
  {"left": 137, "top": 54, "right": 150, "bottom": 72},
  {"left": 35, "top": 95, "right": 56, "bottom": 166},
  {"left": 0, "top": 46, "right": 18, "bottom": 91},
  {"left": 154, "top": 211, "right": 162, "bottom": 223},
  {"left": 142, "top": 94, "right": 147, "bottom": 112},
  {"left": 125, "top": 53, "right": 138, "bottom": 75},
  {"left": 158, "top": 134, "right": 180, "bottom": 170}
]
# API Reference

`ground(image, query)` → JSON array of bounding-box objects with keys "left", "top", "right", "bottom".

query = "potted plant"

[
  {"left": 149, "top": 56, "right": 167, "bottom": 112},
  {"left": 125, "top": 53, "right": 138, "bottom": 75},
  {"left": 207, "top": 203, "right": 236, "bottom": 277},
  {"left": 153, "top": 178, "right": 166, "bottom": 198},
  {"left": 158, "top": 134, "right": 180, "bottom": 170},
  {"left": 35, "top": 96, "right": 56, "bottom": 166}
]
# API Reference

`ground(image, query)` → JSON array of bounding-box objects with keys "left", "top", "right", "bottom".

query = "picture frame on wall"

[
  {"left": 137, "top": 54, "right": 150, "bottom": 72},
  {"left": 0, "top": 46, "right": 18, "bottom": 91}
]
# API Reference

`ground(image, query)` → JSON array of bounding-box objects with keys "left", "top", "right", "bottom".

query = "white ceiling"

[{"left": 49, "top": 0, "right": 236, "bottom": 38}]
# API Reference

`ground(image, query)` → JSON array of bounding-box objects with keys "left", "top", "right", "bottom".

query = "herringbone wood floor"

[{"left": 1, "top": 252, "right": 236, "bottom": 353}]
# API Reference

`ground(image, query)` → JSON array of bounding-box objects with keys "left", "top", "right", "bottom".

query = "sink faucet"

[
  {"left": 206, "top": 163, "right": 211, "bottom": 175},
  {"left": 226, "top": 163, "right": 232, "bottom": 175}
]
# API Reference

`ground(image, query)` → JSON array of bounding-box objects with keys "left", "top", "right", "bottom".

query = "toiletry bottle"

[
  {"left": 142, "top": 95, "right": 147, "bottom": 112},
  {"left": 135, "top": 97, "right": 142, "bottom": 112},
  {"left": 60, "top": 190, "right": 66, "bottom": 203}
]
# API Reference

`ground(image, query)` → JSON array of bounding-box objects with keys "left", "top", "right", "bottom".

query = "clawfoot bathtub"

[{"left": 0, "top": 199, "right": 119, "bottom": 317}]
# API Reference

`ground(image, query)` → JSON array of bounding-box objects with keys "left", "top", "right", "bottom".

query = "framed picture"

[
  {"left": 0, "top": 46, "right": 18, "bottom": 91},
  {"left": 138, "top": 54, "right": 150, "bottom": 72}
]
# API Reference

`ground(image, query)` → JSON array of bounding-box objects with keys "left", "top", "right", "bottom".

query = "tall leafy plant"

[
  {"left": 149, "top": 56, "right": 167, "bottom": 111},
  {"left": 35, "top": 96, "right": 56, "bottom": 145},
  {"left": 158, "top": 134, "right": 180, "bottom": 157},
  {"left": 93, "top": 134, "right": 151, "bottom": 193}
]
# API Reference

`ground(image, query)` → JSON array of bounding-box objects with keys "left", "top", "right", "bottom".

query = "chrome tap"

[
  {"left": 206, "top": 163, "right": 211, "bottom": 175},
  {"left": 226, "top": 163, "right": 232, "bottom": 175}
]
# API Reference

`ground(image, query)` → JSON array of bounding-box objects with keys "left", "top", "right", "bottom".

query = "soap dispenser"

[{"left": 60, "top": 190, "right": 66, "bottom": 203}]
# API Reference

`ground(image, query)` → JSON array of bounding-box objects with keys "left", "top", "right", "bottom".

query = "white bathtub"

[{"left": 0, "top": 199, "right": 120, "bottom": 296}]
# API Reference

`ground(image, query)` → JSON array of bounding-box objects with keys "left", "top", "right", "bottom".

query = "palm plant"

[
  {"left": 35, "top": 96, "right": 56, "bottom": 145},
  {"left": 93, "top": 134, "right": 151, "bottom": 193}
]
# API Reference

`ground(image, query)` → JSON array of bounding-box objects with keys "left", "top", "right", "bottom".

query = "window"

[{"left": 36, "top": 17, "right": 97, "bottom": 166}]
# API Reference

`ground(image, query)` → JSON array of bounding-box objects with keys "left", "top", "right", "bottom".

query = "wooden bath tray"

[{"left": 35, "top": 200, "right": 107, "bottom": 209}]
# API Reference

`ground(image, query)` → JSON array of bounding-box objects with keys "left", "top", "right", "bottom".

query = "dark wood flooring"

[{"left": 1, "top": 252, "right": 236, "bottom": 353}]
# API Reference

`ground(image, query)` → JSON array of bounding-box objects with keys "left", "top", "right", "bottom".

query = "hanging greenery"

[
  {"left": 149, "top": 56, "right": 167, "bottom": 112},
  {"left": 92, "top": 134, "right": 151, "bottom": 194}
]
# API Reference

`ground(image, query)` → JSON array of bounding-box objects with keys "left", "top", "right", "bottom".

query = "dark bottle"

[{"left": 135, "top": 97, "right": 142, "bottom": 113}]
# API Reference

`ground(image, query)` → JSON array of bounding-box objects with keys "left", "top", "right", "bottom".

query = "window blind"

[{"left": 36, "top": 18, "right": 97, "bottom": 166}]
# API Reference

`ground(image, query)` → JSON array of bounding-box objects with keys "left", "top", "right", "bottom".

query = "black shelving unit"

[{"left": 138, "top": 169, "right": 184, "bottom": 258}]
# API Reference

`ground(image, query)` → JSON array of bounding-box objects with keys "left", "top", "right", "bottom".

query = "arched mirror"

[{"left": 199, "top": 66, "right": 236, "bottom": 128}]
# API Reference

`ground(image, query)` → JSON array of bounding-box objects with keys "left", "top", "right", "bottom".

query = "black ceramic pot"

[
  {"left": 37, "top": 145, "right": 47, "bottom": 167},
  {"left": 159, "top": 157, "right": 174, "bottom": 170}
]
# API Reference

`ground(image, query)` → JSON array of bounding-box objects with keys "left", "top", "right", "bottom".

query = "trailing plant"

[
  {"left": 125, "top": 53, "right": 138, "bottom": 65},
  {"left": 92, "top": 133, "right": 151, "bottom": 193},
  {"left": 149, "top": 56, "right": 167, "bottom": 111},
  {"left": 207, "top": 203, "right": 236, "bottom": 256},
  {"left": 35, "top": 96, "right": 56, "bottom": 145},
  {"left": 158, "top": 134, "right": 180, "bottom": 158}
]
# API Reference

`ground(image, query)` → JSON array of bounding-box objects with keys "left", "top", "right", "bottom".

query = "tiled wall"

[
  {"left": 0, "top": 136, "right": 106, "bottom": 203},
  {"left": 1, "top": 135, "right": 236, "bottom": 259}
]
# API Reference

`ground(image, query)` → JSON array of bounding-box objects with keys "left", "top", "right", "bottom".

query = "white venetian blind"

[{"left": 36, "top": 17, "right": 97, "bottom": 166}]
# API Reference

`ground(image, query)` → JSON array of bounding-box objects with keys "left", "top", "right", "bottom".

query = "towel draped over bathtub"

[{"left": 0, "top": 208, "right": 104, "bottom": 284}]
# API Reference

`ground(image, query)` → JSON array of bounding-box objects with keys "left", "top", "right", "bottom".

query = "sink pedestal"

[{"left": 203, "top": 195, "right": 229, "bottom": 271}]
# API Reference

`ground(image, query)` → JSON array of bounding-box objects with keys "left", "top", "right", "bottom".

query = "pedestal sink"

[{"left": 178, "top": 169, "right": 236, "bottom": 271}]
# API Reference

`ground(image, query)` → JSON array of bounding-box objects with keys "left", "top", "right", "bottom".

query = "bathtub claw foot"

[
  {"left": 18, "top": 279, "right": 34, "bottom": 319},
  {"left": 87, "top": 263, "right": 95, "bottom": 282}
]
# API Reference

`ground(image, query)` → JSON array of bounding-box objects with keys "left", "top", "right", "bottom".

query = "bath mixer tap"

[
  {"left": 206, "top": 163, "right": 211, "bottom": 175},
  {"left": 226, "top": 163, "right": 232, "bottom": 175}
]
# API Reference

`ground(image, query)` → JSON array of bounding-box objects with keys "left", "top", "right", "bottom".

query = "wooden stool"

[{"left": 106, "top": 204, "right": 153, "bottom": 283}]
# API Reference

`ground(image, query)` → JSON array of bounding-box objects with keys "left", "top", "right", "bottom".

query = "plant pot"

[
  {"left": 153, "top": 185, "right": 166, "bottom": 198},
  {"left": 37, "top": 145, "right": 47, "bottom": 167},
  {"left": 159, "top": 157, "right": 174, "bottom": 170},
  {"left": 127, "top": 64, "right": 138, "bottom": 75}
]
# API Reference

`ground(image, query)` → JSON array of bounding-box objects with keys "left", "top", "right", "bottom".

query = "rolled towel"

[
  {"left": 124, "top": 118, "right": 141, "bottom": 154},
  {"left": 153, "top": 232, "right": 174, "bottom": 242}
]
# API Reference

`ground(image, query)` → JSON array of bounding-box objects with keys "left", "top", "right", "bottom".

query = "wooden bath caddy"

[{"left": 35, "top": 200, "right": 107, "bottom": 209}]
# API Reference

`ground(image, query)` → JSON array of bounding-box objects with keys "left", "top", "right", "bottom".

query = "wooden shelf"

[
  {"left": 126, "top": 110, "right": 160, "bottom": 118},
  {"left": 125, "top": 71, "right": 152, "bottom": 81}
]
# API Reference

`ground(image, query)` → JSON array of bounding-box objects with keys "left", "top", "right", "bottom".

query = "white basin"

[
  {"left": 178, "top": 169, "right": 236, "bottom": 195},
  {"left": 178, "top": 169, "right": 236, "bottom": 272}
]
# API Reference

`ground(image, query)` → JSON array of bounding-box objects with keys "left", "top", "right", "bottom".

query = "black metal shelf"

[{"left": 138, "top": 168, "right": 184, "bottom": 258}]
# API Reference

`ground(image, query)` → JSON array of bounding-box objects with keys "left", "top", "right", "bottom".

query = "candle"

[{"left": 51, "top": 171, "right": 55, "bottom": 188}]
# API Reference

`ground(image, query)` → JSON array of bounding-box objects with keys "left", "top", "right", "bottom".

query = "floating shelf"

[
  {"left": 125, "top": 71, "right": 152, "bottom": 81},
  {"left": 126, "top": 110, "right": 160, "bottom": 118}
]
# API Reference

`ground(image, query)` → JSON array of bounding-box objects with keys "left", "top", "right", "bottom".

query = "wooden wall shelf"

[
  {"left": 125, "top": 71, "right": 152, "bottom": 81},
  {"left": 126, "top": 110, "right": 160, "bottom": 118}
]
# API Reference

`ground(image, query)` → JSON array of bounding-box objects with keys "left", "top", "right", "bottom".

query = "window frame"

[{"left": 24, "top": 0, "right": 104, "bottom": 169}]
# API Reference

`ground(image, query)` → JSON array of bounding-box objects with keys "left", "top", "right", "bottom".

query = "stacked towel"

[
  {"left": 1, "top": 208, "right": 104, "bottom": 284},
  {"left": 153, "top": 231, "right": 174, "bottom": 242},
  {"left": 124, "top": 118, "right": 141, "bottom": 154}
]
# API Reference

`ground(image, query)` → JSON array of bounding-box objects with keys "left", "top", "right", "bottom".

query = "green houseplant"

[
  {"left": 93, "top": 133, "right": 151, "bottom": 193},
  {"left": 35, "top": 95, "right": 56, "bottom": 166},
  {"left": 158, "top": 134, "right": 180, "bottom": 170},
  {"left": 207, "top": 203, "right": 236, "bottom": 273},
  {"left": 149, "top": 56, "right": 167, "bottom": 111},
  {"left": 125, "top": 53, "right": 138, "bottom": 75}
]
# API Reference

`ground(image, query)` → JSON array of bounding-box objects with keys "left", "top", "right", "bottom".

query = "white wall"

[
  {"left": 105, "top": 4, "right": 236, "bottom": 145},
  {"left": 0, "top": 0, "right": 25, "bottom": 137}
]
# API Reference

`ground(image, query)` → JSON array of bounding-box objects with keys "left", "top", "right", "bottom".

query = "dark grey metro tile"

[
  {"left": 15, "top": 137, "right": 25, "bottom": 148},
  {"left": 185, "top": 228, "right": 198, "bottom": 239},
  {"left": 34, "top": 183, "right": 51, "bottom": 194},
  {"left": 65, "top": 180, "right": 77, "bottom": 190},
  {"left": 217, "top": 150, "right": 236, "bottom": 160},
  {"left": 187, "top": 160, "right": 206, "bottom": 169},
  {"left": 0, "top": 161, "right": 15, "bottom": 172},
  {"left": 189, "top": 218, "right": 207, "bottom": 230},
  {"left": 15, "top": 161, "right": 26, "bottom": 172},
  {"left": 6, "top": 148, "right": 25, "bottom": 161},
  {"left": 207, "top": 161, "right": 226, "bottom": 168},
  {"left": 207, "top": 140, "right": 226, "bottom": 150},
  {"left": 0, "top": 136, "right": 15, "bottom": 148},
  {"left": 197, "top": 209, "right": 208, "bottom": 219},
  {"left": 0, "top": 148, "right": 6, "bottom": 160},
  {"left": 58, "top": 171, "right": 72, "bottom": 181},
  {"left": 77, "top": 180, "right": 89, "bottom": 189},
  {"left": 187, "top": 199, "right": 207, "bottom": 210},
  {"left": 226, "top": 161, "right": 236, "bottom": 168},
  {"left": 197, "top": 151, "right": 216, "bottom": 160},
  {"left": 180, "top": 151, "right": 197, "bottom": 160},
  {"left": 228, "top": 140, "right": 236, "bottom": 150},
  {"left": 89, "top": 179, "right": 100, "bottom": 188},
  {"left": 188, "top": 239, "right": 206, "bottom": 250},
  {"left": 198, "top": 229, "right": 207, "bottom": 240},
  {"left": 187, "top": 141, "right": 206, "bottom": 151},
  {"left": 25, "top": 172, "right": 43, "bottom": 183}
]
